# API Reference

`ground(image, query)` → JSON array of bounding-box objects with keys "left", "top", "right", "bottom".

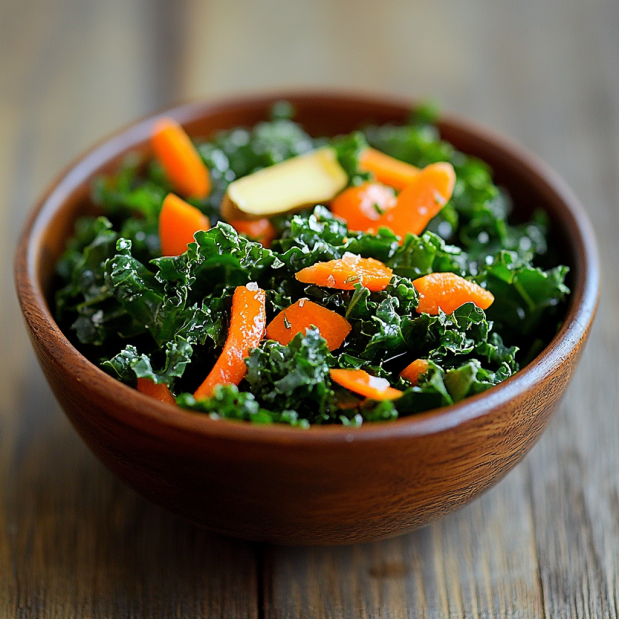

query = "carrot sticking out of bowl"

[
  {"left": 295, "top": 253, "right": 393, "bottom": 292},
  {"left": 413, "top": 272, "right": 494, "bottom": 315},
  {"left": 378, "top": 162, "right": 456, "bottom": 238},
  {"left": 136, "top": 378, "right": 177, "bottom": 405},
  {"left": 194, "top": 284, "right": 266, "bottom": 400},
  {"left": 159, "top": 193, "right": 210, "bottom": 257},
  {"left": 266, "top": 299, "right": 352, "bottom": 350},
  {"left": 330, "top": 182, "right": 396, "bottom": 233},
  {"left": 359, "top": 148, "right": 420, "bottom": 190},
  {"left": 229, "top": 218, "right": 277, "bottom": 248},
  {"left": 330, "top": 369, "right": 403, "bottom": 401},
  {"left": 400, "top": 359, "right": 430, "bottom": 386},
  {"left": 151, "top": 117, "right": 211, "bottom": 199}
]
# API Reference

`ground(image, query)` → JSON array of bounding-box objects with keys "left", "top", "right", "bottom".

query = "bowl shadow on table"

[
  {"left": 8, "top": 358, "right": 540, "bottom": 614},
  {"left": 6, "top": 358, "right": 256, "bottom": 616}
]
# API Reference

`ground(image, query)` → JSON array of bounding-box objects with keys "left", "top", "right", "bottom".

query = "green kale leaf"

[
  {"left": 245, "top": 328, "right": 336, "bottom": 423},
  {"left": 178, "top": 385, "right": 310, "bottom": 428},
  {"left": 475, "top": 250, "right": 570, "bottom": 342}
]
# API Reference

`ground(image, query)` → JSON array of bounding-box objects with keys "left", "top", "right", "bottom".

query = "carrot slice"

[
  {"left": 330, "top": 369, "right": 403, "bottom": 401},
  {"left": 378, "top": 162, "right": 456, "bottom": 238},
  {"left": 159, "top": 193, "right": 210, "bottom": 257},
  {"left": 330, "top": 182, "right": 396, "bottom": 233},
  {"left": 295, "top": 253, "right": 393, "bottom": 292},
  {"left": 359, "top": 148, "right": 420, "bottom": 190},
  {"left": 229, "top": 218, "right": 276, "bottom": 248},
  {"left": 266, "top": 299, "right": 352, "bottom": 351},
  {"left": 151, "top": 117, "right": 211, "bottom": 199},
  {"left": 194, "top": 285, "right": 266, "bottom": 399},
  {"left": 413, "top": 272, "right": 494, "bottom": 315},
  {"left": 400, "top": 359, "right": 429, "bottom": 386},
  {"left": 136, "top": 378, "right": 176, "bottom": 405}
]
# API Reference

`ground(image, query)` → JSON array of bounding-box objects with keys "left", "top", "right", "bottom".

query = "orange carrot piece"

[
  {"left": 194, "top": 285, "right": 266, "bottom": 399},
  {"left": 330, "top": 182, "right": 396, "bottom": 233},
  {"left": 151, "top": 117, "right": 211, "bottom": 199},
  {"left": 136, "top": 378, "right": 176, "bottom": 405},
  {"left": 413, "top": 272, "right": 494, "bottom": 315},
  {"left": 330, "top": 369, "right": 403, "bottom": 401},
  {"left": 378, "top": 162, "right": 456, "bottom": 238},
  {"left": 295, "top": 253, "right": 393, "bottom": 292},
  {"left": 359, "top": 148, "right": 420, "bottom": 190},
  {"left": 266, "top": 299, "right": 352, "bottom": 351},
  {"left": 159, "top": 193, "right": 210, "bottom": 257},
  {"left": 229, "top": 218, "right": 277, "bottom": 248},
  {"left": 400, "top": 359, "right": 429, "bottom": 386}
]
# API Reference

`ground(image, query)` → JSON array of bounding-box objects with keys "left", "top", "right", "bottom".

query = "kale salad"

[{"left": 54, "top": 102, "right": 570, "bottom": 427}]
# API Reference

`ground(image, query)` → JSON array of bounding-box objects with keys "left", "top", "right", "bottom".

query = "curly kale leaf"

[
  {"left": 331, "top": 131, "right": 372, "bottom": 186},
  {"left": 273, "top": 206, "right": 400, "bottom": 271},
  {"left": 274, "top": 207, "right": 467, "bottom": 281},
  {"left": 387, "top": 230, "right": 467, "bottom": 279},
  {"left": 364, "top": 121, "right": 454, "bottom": 169},
  {"left": 55, "top": 216, "right": 135, "bottom": 346},
  {"left": 395, "top": 361, "right": 453, "bottom": 414},
  {"left": 395, "top": 353, "right": 514, "bottom": 415},
  {"left": 93, "top": 156, "right": 168, "bottom": 225},
  {"left": 178, "top": 385, "right": 310, "bottom": 428},
  {"left": 152, "top": 222, "right": 284, "bottom": 299},
  {"left": 245, "top": 328, "right": 336, "bottom": 423},
  {"left": 104, "top": 238, "right": 166, "bottom": 335},
  {"left": 405, "top": 303, "right": 518, "bottom": 370},
  {"left": 364, "top": 119, "right": 551, "bottom": 265},
  {"left": 101, "top": 237, "right": 232, "bottom": 386},
  {"left": 101, "top": 336, "right": 193, "bottom": 387},
  {"left": 475, "top": 250, "right": 570, "bottom": 341},
  {"left": 339, "top": 277, "right": 419, "bottom": 364}
]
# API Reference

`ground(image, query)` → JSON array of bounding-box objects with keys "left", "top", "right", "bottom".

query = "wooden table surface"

[{"left": 1, "top": 1, "right": 618, "bottom": 617}]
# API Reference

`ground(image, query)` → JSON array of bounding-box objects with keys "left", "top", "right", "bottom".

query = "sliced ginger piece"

[{"left": 221, "top": 147, "right": 348, "bottom": 220}]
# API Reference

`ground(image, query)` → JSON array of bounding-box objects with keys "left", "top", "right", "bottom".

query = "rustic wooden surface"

[{"left": 1, "top": 0, "right": 617, "bottom": 616}]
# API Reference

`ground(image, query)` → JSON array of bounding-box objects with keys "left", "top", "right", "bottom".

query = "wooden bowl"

[{"left": 15, "top": 93, "right": 600, "bottom": 545}]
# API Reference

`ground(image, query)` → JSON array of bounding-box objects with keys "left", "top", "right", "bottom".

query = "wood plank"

[
  {"left": 264, "top": 470, "right": 543, "bottom": 618},
  {"left": 0, "top": 1, "right": 258, "bottom": 616}
]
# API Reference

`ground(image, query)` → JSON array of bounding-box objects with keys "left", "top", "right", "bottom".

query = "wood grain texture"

[
  {"left": 264, "top": 470, "right": 544, "bottom": 617},
  {"left": 0, "top": 1, "right": 258, "bottom": 617}
]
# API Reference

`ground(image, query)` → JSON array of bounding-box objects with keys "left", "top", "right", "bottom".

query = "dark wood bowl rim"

[{"left": 14, "top": 90, "right": 600, "bottom": 446}]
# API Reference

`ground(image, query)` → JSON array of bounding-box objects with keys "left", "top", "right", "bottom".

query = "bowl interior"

[{"left": 22, "top": 92, "right": 599, "bottom": 439}]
